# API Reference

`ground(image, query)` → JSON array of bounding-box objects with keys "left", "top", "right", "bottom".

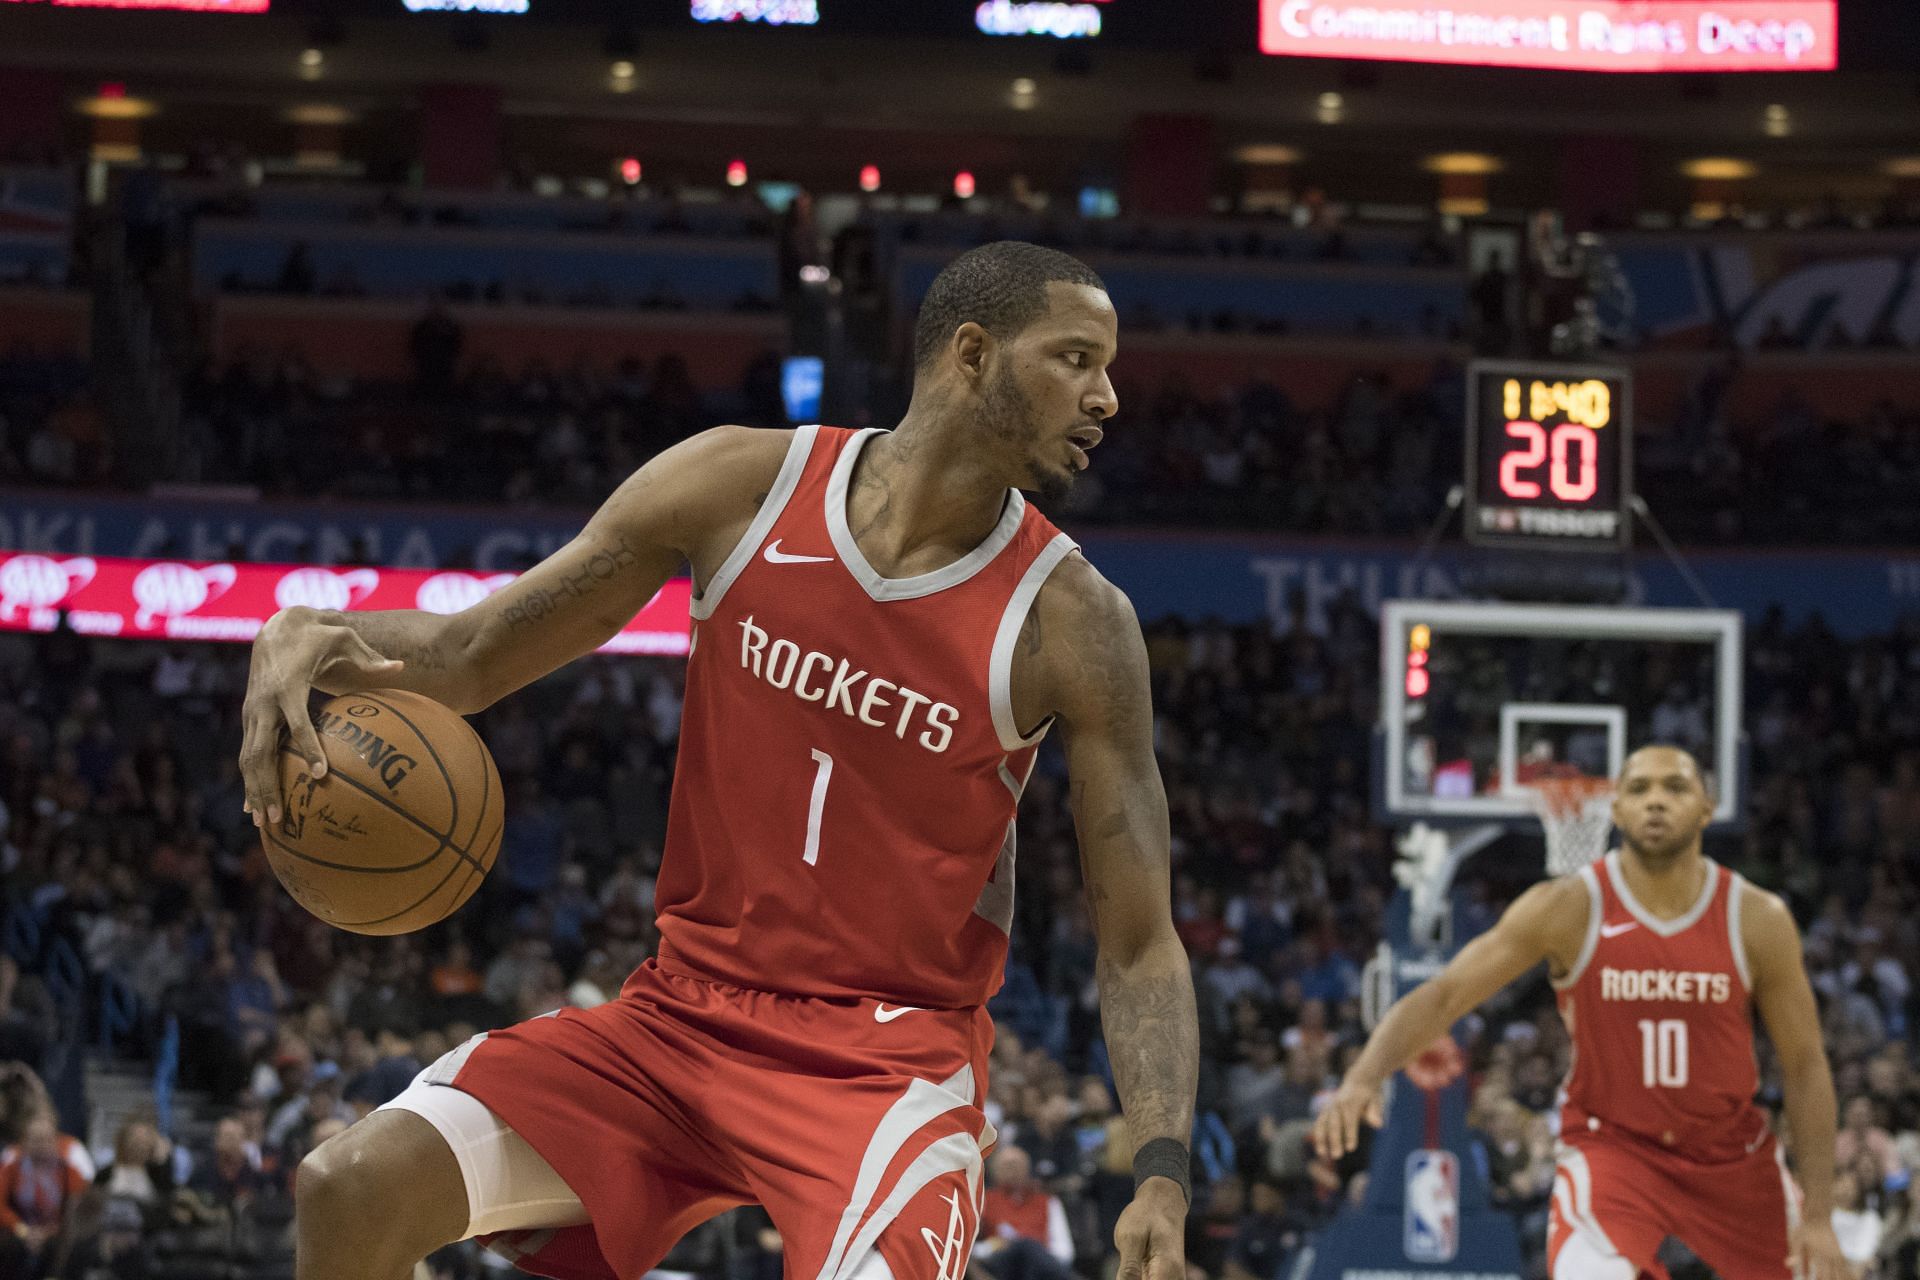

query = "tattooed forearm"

[
  {"left": 313, "top": 611, "right": 450, "bottom": 672},
  {"left": 1098, "top": 947, "right": 1199, "bottom": 1151},
  {"left": 502, "top": 535, "right": 641, "bottom": 631},
  {"left": 304, "top": 609, "right": 473, "bottom": 705}
]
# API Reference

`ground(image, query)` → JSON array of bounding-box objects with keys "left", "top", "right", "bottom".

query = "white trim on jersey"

[
  {"left": 1553, "top": 1148, "right": 1623, "bottom": 1261},
  {"left": 1551, "top": 1229, "right": 1636, "bottom": 1280},
  {"left": 690, "top": 425, "right": 819, "bottom": 621},
  {"left": 1554, "top": 863, "right": 1604, "bottom": 991},
  {"left": 987, "top": 532, "right": 1079, "bottom": 753},
  {"left": 1727, "top": 872, "right": 1754, "bottom": 993},
  {"left": 826, "top": 428, "right": 1030, "bottom": 603},
  {"left": 817, "top": 1065, "right": 985, "bottom": 1280},
  {"left": 974, "top": 756, "right": 1037, "bottom": 935},
  {"left": 1776, "top": 1141, "right": 1801, "bottom": 1233},
  {"left": 1604, "top": 849, "right": 1719, "bottom": 937}
]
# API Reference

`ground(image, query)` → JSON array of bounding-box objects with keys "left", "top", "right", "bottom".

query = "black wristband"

[{"left": 1131, "top": 1137, "right": 1191, "bottom": 1206}]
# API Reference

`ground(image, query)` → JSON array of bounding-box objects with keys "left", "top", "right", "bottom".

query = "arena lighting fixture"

[
  {"left": 1315, "top": 90, "right": 1343, "bottom": 123},
  {"left": 1762, "top": 103, "right": 1791, "bottom": 136},
  {"left": 77, "top": 94, "right": 157, "bottom": 119},
  {"left": 1681, "top": 156, "right": 1757, "bottom": 180},
  {"left": 858, "top": 164, "right": 881, "bottom": 192},
  {"left": 1423, "top": 152, "right": 1504, "bottom": 175},
  {"left": 300, "top": 48, "right": 324, "bottom": 68},
  {"left": 285, "top": 104, "right": 354, "bottom": 126},
  {"left": 1234, "top": 144, "right": 1303, "bottom": 165}
]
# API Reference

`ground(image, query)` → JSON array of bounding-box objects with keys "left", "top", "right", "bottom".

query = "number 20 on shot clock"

[{"left": 1464, "top": 360, "right": 1632, "bottom": 551}]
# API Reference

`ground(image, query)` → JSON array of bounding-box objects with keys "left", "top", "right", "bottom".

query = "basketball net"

[{"left": 1531, "top": 776, "right": 1616, "bottom": 876}]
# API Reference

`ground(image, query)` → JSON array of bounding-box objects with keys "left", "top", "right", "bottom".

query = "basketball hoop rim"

[{"left": 1529, "top": 776, "right": 1616, "bottom": 820}]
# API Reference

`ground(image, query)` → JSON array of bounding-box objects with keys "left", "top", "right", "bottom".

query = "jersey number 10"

[{"left": 1637, "top": 1018, "right": 1689, "bottom": 1089}]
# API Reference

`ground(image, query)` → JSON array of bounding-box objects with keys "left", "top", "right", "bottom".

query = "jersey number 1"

[
  {"left": 802, "top": 749, "right": 833, "bottom": 866},
  {"left": 1637, "top": 1018, "right": 1688, "bottom": 1088}
]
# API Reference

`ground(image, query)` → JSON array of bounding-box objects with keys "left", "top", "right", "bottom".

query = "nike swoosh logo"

[
  {"left": 1600, "top": 922, "right": 1638, "bottom": 939},
  {"left": 764, "top": 540, "right": 834, "bottom": 565},
  {"left": 875, "top": 1004, "right": 920, "bottom": 1023}
]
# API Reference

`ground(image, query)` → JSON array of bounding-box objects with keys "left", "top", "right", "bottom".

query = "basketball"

[{"left": 263, "top": 690, "right": 504, "bottom": 937}]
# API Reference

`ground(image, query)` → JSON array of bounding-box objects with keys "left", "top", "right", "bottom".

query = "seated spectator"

[
  {"left": 0, "top": 960, "right": 52, "bottom": 1080},
  {"left": 1832, "top": 1171, "right": 1884, "bottom": 1276},
  {"left": 1014, "top": 1090, "right": 1086, "bottom": 1197},
  {"left": 92, "top": 1116, "right": 176, "bottom": 1232},
  {"left": 1223, "top": 1178, "right": 1307, "bottom": 1280},
  {"left": 978, "top": 1146, "right": 1073, "bottom": 1280},
  {"left": 266, "top": 1068, "right": 353, "bottom": 1172},
  {"left": 1186, "top": 1172, "right": 1246, "bottom": 1278},
  {"left": 0, "top": 1110, "right": 92, "bottom": 1276},
  {"left": 184, "top": 1117, "right": 267, "bottom": 1214}
]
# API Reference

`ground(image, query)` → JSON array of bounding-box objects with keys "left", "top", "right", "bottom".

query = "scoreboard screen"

[{"left": 1464, "top": 360, "right": 1631, "bottom": 552}]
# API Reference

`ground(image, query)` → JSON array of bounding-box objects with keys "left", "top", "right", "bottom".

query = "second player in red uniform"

[
  {"left": 1314, "top": 746, "right": 1848, "bottom": 1280},
  {"left": 241, "top": 243, "right": 1199, "bottom": 1280}
]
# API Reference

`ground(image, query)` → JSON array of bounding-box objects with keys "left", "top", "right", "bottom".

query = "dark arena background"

[{"left": 3, "top": 0, "right": 1920, "bottom": 1277}]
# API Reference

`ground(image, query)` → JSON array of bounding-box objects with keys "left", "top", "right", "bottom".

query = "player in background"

[
  {"left": 1313, "top": 746, "right": 1848, "bottom": 1279},
  {"left": 238, "top": 242, "right": 1197, "bottom": 1280}
]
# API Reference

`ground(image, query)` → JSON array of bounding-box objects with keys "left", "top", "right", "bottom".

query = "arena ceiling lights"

[{"left": 1259, "top": 0, "right": 1837, "bottom": 72}]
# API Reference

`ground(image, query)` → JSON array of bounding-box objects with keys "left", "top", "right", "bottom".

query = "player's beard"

[
  {"left": 1623, "top": 821, "right": 1694, "bottom": 867},
  {"left": 978, "top": 364, "right": 1073, "bottom": 503}
]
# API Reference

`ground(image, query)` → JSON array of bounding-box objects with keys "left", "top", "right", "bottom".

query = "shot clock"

[{"left": 1463, "top": 360, "right": 1632, "bottom": 551}]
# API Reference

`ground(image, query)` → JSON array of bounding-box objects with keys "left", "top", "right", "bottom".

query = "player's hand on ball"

[
  {"left": 241, "top": 607, "right": 403, "bottom": 828},
  {"left": 1114, "top": 1177, "right": 1185, "bottom": 1280},
  {"left": 1312, "top": 1075, "right": 1385, "bottom": 1160},
  {"left": 1788, "top": 1219, "right": 1849, "bottom": 1280}
]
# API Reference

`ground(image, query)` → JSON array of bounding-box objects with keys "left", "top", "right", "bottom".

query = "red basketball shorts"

[
  {"left": 1548, "top": 1129, "right": 1799, "bottom": 1279},
  {"left": 435, "top": 959, "right": 996, "bottom": 1280}
]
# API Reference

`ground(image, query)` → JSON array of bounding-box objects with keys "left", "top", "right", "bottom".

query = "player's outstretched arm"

[
  {"left": 1032, "top": 557, "right": 1195, "bottom": 1280},
  {"left": 1743, "top": 885, "right": 1848, "bottom": 1280},
  {"left": 240, "top": 425, "right": 785, "bottom": 827},
  {"left": 1313, "top": 876, "right": 1586, "bottom": 1159}
]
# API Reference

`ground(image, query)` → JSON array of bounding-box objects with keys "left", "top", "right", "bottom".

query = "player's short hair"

[{"left": 911, "top": 241, "right": 1106, "bottom": 372}]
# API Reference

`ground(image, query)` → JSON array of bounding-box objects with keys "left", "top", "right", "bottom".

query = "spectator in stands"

[
  {"left": 0, "top": 961, "right": 51, "bottom": 1081},
  {"left": 978, "top": 1146, "right": 1074, "bottom": 1280},
  {"left": 265, "top": 1066, "right": 351, "bottom": 1172},
  {"left": 92, "top": 1117, "right": 176, "bottom": 1233},
  {"left": 1187, "top": 1172, "right": 1246, "bottom": 1279},
  {"left": 185, "top": 1117, "right": 265, "bottom": 1213},
  {"left": 1222, "top": 1177, "right": 1308, "bottom": 1280},
  {"left": 0, "top": 1110, "right": 91, "bottom": 1277},
  {"left": 1833, "top": 1170, "right": 1885, "bottom": 1277},
  {"left": 1014, "top": 1090, "right": 1086, "bottom": 1198}
]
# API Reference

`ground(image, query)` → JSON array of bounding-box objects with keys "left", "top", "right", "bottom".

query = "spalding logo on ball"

[{"left": 263, "top": 690, "right": 504, "bottom": 936}]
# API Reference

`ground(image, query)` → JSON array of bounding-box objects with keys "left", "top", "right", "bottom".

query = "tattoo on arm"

[
  {"left": 1098, "top": 950, "right": 1200, "bottom": 1152},
  {"left": 314, "top": 612, "right": 449, "bottom": 670},
  {"left": 502, "top": 535, "right": 641, "bottom": 631}
]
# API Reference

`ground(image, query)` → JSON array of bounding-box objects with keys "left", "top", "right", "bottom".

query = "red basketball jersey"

[
  {"left": 654, "top": 426, "right": 1077, "bottom": 1010},
  {"left": 1555, "top": 850, "right": 1768, "bottom": 1163}
]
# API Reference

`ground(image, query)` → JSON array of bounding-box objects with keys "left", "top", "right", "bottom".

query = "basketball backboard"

[{"left": 1377, "top": 601, "right": 1744, "bottom": 826}]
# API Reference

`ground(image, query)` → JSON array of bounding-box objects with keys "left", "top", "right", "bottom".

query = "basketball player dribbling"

[
  {"left": 1313, "top": 746, "right": 1850, "bottom": 1280},
  {"left": 238, "top": 242, "right": 1199, "bottom": 1280}
]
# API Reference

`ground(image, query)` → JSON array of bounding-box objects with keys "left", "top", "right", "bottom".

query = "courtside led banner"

[
  {"left": 0, "top": 552, "right": 691, "bottom": 656},
  {"left": 1259, "top": 0, "right": 1836, "bottom": 71},
  {"left": 0, "top": 0, "right": 268, "bottom": 9}
]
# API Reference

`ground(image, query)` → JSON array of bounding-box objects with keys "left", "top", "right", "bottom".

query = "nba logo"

[{"left": 1404, "top": 1149, "right": 1458, "bottom": 1263}]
